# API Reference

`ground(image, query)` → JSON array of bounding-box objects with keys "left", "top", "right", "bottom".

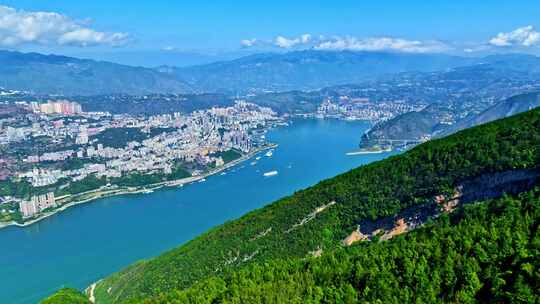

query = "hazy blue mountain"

[
  {"left": 70, "top": 50, "right": 258, "bottom": 68},
  {"left": 360, "top": 91, "right": 540, "bottom": 148},
  {"left": 479, "top": 53, "right": 540, "bottom": 73},
  {"left": 2, "top": 49, "right": 540, "bottom": 98},
  {"left": 441, "top": 91, "right": 540, "bottom": 136},
  {"left": 167, "top": 50, "right": 475, "bottom": 94},
  {"left": 0, "top": 50, "right": 193, "bottom": 95},
  {"left": 359, "top": 103, "right": 453, "bottom": 148},
  {"left": 247, "top": 57, "right": 540, "bottom": 115}
]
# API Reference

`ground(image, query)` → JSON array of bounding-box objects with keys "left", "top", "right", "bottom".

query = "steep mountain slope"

[
  {"left": 0, "top": 50, "right": 193, "bottom": 95},
  {"left": 141, "top": 189, "right": 540, "bottom": 303},
  {"left": 169, "top": 50, "right": 473, "bottom": 94},
  {"left": 72, "top": 108, "right": 540, "bottom": 304}
]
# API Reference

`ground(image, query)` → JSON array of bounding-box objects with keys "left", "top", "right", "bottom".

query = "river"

[{"left": 0, "top": 119, "right": 394, "bottom": 304}]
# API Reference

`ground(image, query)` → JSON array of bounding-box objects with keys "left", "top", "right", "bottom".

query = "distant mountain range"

[
  {"left": 164, "top": 50, "right": 476, "bottom": 94},
  {"left": 1, "top": 49, "right": 540, "bottom": 101},
  {"left": 0, "top": 49, "right": 485, "bottom": 96},
  {"left": 246, "top": 57, "right": 540, "bottom": 116},
  {"left": 0, "top": 50, "right": 193, "bottom": 96}
]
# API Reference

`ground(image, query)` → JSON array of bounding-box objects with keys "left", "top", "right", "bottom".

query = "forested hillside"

[
  {"left": 140, "top": 188, "right": 540, "bottom": 303},
  {"left": 42, "top": 108, "right": 540, "bottom": 303},
  {"left": 41, "top": 288, "right": 91, "bottom": 304}
]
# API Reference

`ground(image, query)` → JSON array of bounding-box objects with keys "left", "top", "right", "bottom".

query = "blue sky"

[{"left": 1, "top": 1, "right": 540, "bottom": 65}]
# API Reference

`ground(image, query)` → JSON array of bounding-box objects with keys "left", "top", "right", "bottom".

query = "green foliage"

[
  {"left": 111, "top": 165, "right": 190, "bottom": 188},
  {"left": 112, "top": 173, "right": 164, "bottom": 188},
  {"left": 90, "top": 108, "right": 540, "bottom": 303},
  {"left": 211, "top": 149, "right": 242, "bottom": 163},
  {"left": 0, "top": 201, "right": 22, "bottom": 223},
  {"left": 57, "top": 175, "right": 108, "bottom": 196},
  {"left": 0, "top": 179, "right": 32, "bottom": 197},
  {"left": 91, "top": 128, "right": 148, "bottom": 148},
  {"left": 142, "top": 189, "right": 540, "bottom": 303},
  {"left": 149, "top": 127, "right": 176, "bottom": 137},
  {"left": 56, "top": 158, "right": 95, "bottom": 171},
  {"left": 41, "top": 288, "right": 90, "bottom": 304},
  {"left": 168, "top": 165, "right": 191, "bottom": 180}
]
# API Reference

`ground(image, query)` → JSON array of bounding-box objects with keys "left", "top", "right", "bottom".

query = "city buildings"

[
  {"left": 19, "top": 192, "right": 56, "bottom": 218},
  {"left": 2, "top": 101, "right": 279, "bottom": 218},
  {"left": 30, "top": 100, "right": 83, "bottom": 115}
]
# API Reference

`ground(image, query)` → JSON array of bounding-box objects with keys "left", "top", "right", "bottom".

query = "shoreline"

[
  {"left": 345, "top": 148, "right": 392, "bottom": 155},
  {"left": 0, "top": 144, "right": 276, "bottom": 230}
]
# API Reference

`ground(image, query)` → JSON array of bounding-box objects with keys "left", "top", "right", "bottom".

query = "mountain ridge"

[
  {"left": 440, "top": 91, "right": 540, "bottom": 136},
  {"left": 0, "top": 50, "right": 194, "bottom": 96},
  {"left": 2, "top": 49, "right": 540, "bottom": 97},
  {"left": 168, "top": 50, "right": 476, "bottom": 94}
]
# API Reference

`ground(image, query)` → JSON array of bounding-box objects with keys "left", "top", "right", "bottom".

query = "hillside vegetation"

[
  {"left": 140, "top": 188, "right": 540, "bottom": 303},
  {"left": 80, "top": 108, "right": 540, "bottom": 303},
  {"left": 41, "top": 288, "right": 90, "bottom": 304},
  {"left": 41, "top": 108, "right": 540, "bottom": 303}
]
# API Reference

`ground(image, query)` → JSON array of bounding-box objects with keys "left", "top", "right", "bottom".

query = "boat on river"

[{"left": 263, "top": 170, "right": 278, "bottom": 177}]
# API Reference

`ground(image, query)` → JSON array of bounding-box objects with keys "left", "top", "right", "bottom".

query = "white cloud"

[
  {"left": 274, "top": 36, "right": 300, "bottom": 48},
  {"left": 274, "top": 34, "right": 312, "bottom": 48},
  {"left": 300, "top": 34, "right": 312, "bottom": 44},
  {"left": 0, "top": 5, "right": 129, "bottom": 47},
  {"left": 240, "top": 38, "right": 257, "bottom": 48},
  {"left": 315, "top": 36, "right": 449, "bottom": 53},
  {"left": 489, "top": 25, "right": 540, "bottom": 47},
  {"left": 462, "top": 44, "right": 492, "bottom": 53},
  {"left": 242, "top": 33, "right": 448, "bottom": 53}
]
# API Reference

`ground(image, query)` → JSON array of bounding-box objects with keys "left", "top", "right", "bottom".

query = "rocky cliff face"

[{"left": 346, "top": 168, "right": 540, "bottom": 245}]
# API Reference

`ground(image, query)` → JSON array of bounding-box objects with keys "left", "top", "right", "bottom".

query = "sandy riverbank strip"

[{"left": 0, "top": 144, "right": 277, "bottom": 230}]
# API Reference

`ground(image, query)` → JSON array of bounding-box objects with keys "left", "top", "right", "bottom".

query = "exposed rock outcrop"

[{"left": 342, "top": 226, "right": 368, "bottom": 246}]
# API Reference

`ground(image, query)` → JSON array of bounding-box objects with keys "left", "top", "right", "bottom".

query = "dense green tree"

[
  {"left": 139, "top": 189, "right": 540, "bottom": 304},
  {"left": 41, "top": 288, "right": 90, "bottom": 304}
]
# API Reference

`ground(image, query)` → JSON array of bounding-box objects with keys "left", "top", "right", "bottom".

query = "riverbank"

[
  {"left": 0, "top": 144, "right": 277, "bottom": 230},
  {"left": 345, "top": 147, "right": 393, "bottom": 155},
  {"left": 0, "top": 118, "right": 376, "bottom": 304}
]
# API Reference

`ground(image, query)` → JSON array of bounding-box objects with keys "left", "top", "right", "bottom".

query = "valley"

[{"left": 0, "top": 3, "right": 539, "bottom": 303}]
